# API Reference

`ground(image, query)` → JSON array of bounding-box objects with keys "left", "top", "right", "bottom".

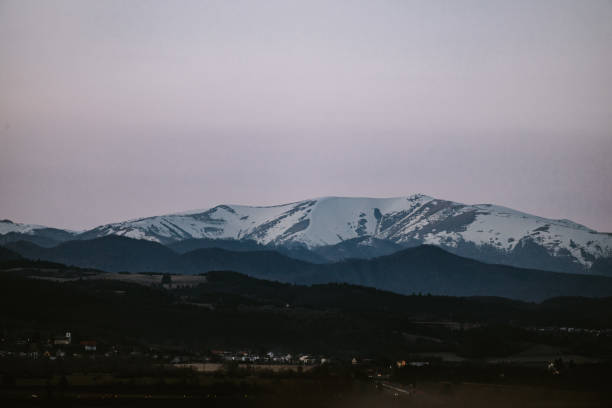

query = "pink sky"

[{"left": 1, "top": 0, "right": 611, "bottom": 231}]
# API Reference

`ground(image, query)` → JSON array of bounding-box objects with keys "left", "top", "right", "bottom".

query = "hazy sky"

[{"left": 1, "top": 0, "right": 611, "bottom": 231}]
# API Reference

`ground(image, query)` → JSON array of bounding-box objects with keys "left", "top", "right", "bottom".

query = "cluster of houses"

[
  {"left": 52, "top": 332, "right": 97, "bottom": 352},
  {"left": 207, "top": 350, "right": 326, "bottom": 365},
  {"left": 0, "top": 332, "right": 332, "bottom": 368},
  {"left": 0, "top": 331, "right": 101, "bottom": 360}
]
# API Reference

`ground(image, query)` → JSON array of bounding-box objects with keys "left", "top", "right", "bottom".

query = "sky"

[{"left": 0, "top": 0, "right": 611, "bottom": 232}]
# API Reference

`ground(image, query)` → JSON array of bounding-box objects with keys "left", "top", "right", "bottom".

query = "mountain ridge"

[{"left": 2, "top": 194, "right": 611, "bottom": 274}]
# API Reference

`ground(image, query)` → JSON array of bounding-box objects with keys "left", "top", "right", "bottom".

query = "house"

[
  {"left": 299, "top": 355, "right": 313, "bottom": 364},
  {"left": 53, "top": 332, "right": 71, "bottom": 346},
  {"left": 80, "top": 340, "right": 97, "bottom": 351}
]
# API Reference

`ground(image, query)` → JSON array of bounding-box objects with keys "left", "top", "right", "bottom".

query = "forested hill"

[{"left": 2, "top": 263, "right": 612, "bottom": 357}]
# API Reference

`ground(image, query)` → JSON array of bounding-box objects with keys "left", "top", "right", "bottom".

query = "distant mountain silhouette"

[
  {"left": 304, "top": 246, "right": 612, "bottom": 301},
  {"left": 311, "top": 236, "right": 406, "bottom": 261},
  {"left": 5, "top": 236, "right": 178, "bottom": 272},
  {"left": 6, "top": 236, "right": 612, "bottom": 301},
  {"left": 167, "top": 238, "right": 328, "bottom": 263}
]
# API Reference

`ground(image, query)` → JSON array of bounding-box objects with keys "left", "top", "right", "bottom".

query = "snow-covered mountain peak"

[{"left": 3, "top": 194, "right": 611, "bottom": 273}]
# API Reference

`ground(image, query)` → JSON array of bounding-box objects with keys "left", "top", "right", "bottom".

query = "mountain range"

[{"left": 2, "top": 195, "right": 611, "bottom": 274}]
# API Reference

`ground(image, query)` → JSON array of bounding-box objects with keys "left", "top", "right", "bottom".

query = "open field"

[
  {"left": 375, "top": 381, "right": 610, "bottom": 408},
  {"left": 87, "top": 272, "right": 208, "bottom": 288},
  {"left": 1, "top": 376, "right": 610, "bottom": 407},
  {"left": 173, "top": 363, "right": 316, "bottom": 372}
]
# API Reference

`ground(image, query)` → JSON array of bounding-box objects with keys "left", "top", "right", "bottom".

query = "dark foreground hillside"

[
  {"left": 6, "top": 237, "right": 612, "bottom": 300},
  {"left": 1, "top": 262, "right": 612, "bottom": 407},
  {"left": 2, "top": 261, "right": 612, "bottom": 357}
]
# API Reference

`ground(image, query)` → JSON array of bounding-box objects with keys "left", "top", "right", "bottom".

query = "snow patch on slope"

[{"left": 0, "top": 220, "right": 47, "bottom": 235}]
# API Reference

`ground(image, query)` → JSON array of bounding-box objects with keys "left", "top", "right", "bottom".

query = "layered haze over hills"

[
  {"left": 5, "top": 237, "right": 612, "bottom": 301},
  {"left": 2, "top": 194, "right": 611, "bottom": 275}
]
